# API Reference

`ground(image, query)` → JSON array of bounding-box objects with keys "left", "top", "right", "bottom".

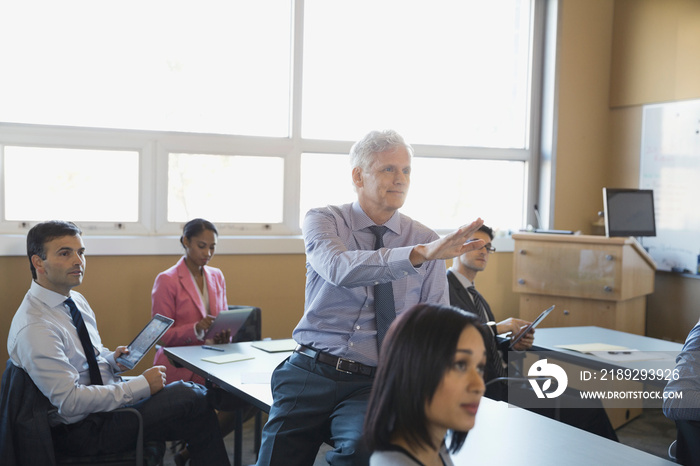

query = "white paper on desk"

[
  {"left": 251, "top": 339, "right": 297, "bottom": 353},
  {"left": 201, "top": 354, "right": 255, "bottom": 364},
  {"left": 555, "top": 343, "right": 629, "bottom": 353},
  {"left": 588, "top": 350, "right": 668, "bottom": 362},
  {"left": 241, "top": 372, "right": 273, "bottom": 384}
]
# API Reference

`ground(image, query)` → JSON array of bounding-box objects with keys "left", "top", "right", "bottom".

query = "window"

[
  {"left": 300, "top": 153, "right": 527, "bottom": 232},
  {"left": 0, "top": 1, "right": 292, "bottom": 137},
  {"left": 0, "top": 0, "right": 545, "bottom": 250},
  {"left": 4, "top": 146, "right": 139, "bottom": 223},
  {"left": 302, "top": 0, "right": 532, "bottom": 148},
  {"left": 168, "top": 153, "right": 285, "bottom": 225}
]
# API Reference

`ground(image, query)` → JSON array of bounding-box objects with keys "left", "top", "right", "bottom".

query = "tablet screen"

[
  {"left": 116, "top": 314, "right": 174, "bottom": 370},
  {"left": 509, "top": 305, "right": 555, "bottom": 349}
]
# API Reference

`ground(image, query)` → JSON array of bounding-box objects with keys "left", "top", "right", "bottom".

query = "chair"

[
  {"left": 674, "top": 419, "right": 700, "bottom": 465},
  {"left": 0, "top": 360, "right": 164, "bottom": 466}
]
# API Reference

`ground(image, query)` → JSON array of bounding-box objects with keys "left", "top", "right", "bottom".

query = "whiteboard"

[{"left": 640, "top": 98, "right": 700, "bottom": 272}]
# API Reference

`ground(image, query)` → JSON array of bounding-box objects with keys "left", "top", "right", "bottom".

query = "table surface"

[
  {"left": 164, "top": 339, "right": 295, "bottom": 412},
  {"left": 166, "top": 338, "right": 677, "bottom": 465},
  {"left": 456, "top": 397, "right": 675, "bottom": 465},
  {"left": 530, "top": 326, "right": 683, "bottom": 386}
]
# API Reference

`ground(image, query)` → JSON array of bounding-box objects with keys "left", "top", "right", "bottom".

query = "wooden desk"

[
  {"left": 512, "top": 233, "right": 656, "bottom": 334},
  {"left": 457, "top": 398, "right": 675, "bottom": 465}
]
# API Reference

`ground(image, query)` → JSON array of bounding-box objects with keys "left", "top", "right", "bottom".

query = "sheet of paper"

[
  {"left": 251, "top": 338, "right": 297, "bottom": 353},
  {"left": 555, "top": 343, "right": 630, "bottom": 353},
  {"left": 587, "top": 351, "right": 668, "bottom": 362},
  {"left": 201, "top": 353, "right": 255, "bottom": 364}
]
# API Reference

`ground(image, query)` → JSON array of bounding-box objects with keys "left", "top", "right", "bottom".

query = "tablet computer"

[
  {"left": 204, "top": 307, "right": 256, "bottom": 340},
  {"left": 116, "top": 314, "right": 174, "bottom": 370},
  {"left": 509, "top": 305, "right": 555, "bottom": 349}
]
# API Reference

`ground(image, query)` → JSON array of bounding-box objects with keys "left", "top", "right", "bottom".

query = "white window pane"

[
  {"left": 168, "top": 153, "right": 284, "bottom": 224},
  {"left": 402, "top": 158, "right": 526, "bottom": 232},
  {"left": 300, "top": 153, "right": 525, "bottom": 232},
  {"left": 303, "top": 0, "right": 532, "bottom": 148},
  {"left": 0, "top": 1, "right": 292, "bottom": 137},
  {"left": 300, "top": 153, "right": 356, "bottom": 225},
  {"left": 4, "top": 146, "right": 139, "bottom": 222}
]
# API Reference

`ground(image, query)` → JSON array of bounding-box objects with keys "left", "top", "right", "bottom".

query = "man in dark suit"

[
  {"left": 447, "top": 224, "right": 618, "bottom": 441},
  {"left": 446, "top": 224, "right": 533, "bottom": 400}
]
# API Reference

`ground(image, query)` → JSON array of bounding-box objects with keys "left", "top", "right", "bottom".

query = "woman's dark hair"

[
  {"left": 363, "top": 303, "right": 489, "bottom": 455},
  {"left": 180, "top": 218, "right": 218, "bottom": 248},
  {"left": 27, "top": 221, "right": 82, "bottom": 280}
]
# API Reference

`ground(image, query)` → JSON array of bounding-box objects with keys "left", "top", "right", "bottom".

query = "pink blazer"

[{"left": 151, "top": 256, "right": 228, "bottom": 384}]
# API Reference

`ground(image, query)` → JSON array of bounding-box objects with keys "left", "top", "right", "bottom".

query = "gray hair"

[{"left": 349, "top": 130, "right": 414, "bottom": 171}]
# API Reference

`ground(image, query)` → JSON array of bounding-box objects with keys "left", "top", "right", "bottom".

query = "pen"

[{"left": 202, "top": 345, "right": 225, "bottom": 352}]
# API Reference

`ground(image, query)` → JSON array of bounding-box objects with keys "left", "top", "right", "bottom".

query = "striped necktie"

[
  {"left": 466, "top": 286, "right": 507, "bottom": 379},
  {"left": 467, "top": 285, "right": 490, "bottom": 322},
  {"left": 65, "top": 297, "right": 103, "bottom": 385},
  {"left": 369, "top": 225, "right": 395, "bottom": 352}
]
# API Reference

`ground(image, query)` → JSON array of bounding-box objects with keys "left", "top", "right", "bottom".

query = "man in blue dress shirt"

[{"left": 256, "top": 130, "right": 485, "bottom": 466}]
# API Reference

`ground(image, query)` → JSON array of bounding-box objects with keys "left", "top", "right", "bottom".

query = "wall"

[
  {"left": 610, "top": 0, "right": 700, "bottom": 107},
  {"left": 0, "top": 252, "right": 519, "bottom": 370},
  {"left": 607, "top": 0, "right": 700, "bottom": 341},
  {"left": 552, "top": 0, "right": 615, "bottom": 235},
  {"left": 0, "top": 253, "right": 307, "bottom": 374}
]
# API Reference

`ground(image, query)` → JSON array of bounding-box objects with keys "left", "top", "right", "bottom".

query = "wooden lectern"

[{"left": 512, "top": 233, "right": 657, "bottom": 335}]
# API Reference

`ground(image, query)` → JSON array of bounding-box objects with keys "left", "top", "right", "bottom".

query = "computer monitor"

[{"left": 603, "top": 188, "right": 656, "bottom": 238}]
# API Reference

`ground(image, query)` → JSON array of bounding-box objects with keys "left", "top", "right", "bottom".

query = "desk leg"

[
  {"left": 234, "top": 409, "right": 243, "bottom": 466},
  {"left": 254, "top": 410, "right": 262, "bottom": 461}
]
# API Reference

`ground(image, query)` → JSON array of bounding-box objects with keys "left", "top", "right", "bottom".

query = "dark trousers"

[
  {"left": 52, "top": 381, "right": 230, "bottom": 466},
  {"left": 256, "top": 353, "right": 373, "bottom": 466}
]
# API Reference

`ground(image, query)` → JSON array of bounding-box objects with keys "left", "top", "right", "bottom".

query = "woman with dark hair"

[
  {"left": 151, "top": 219, "right": 246, "bottom": 464},
  {"left": 364, "top": 303, "right": 488, "bottom": 466},
  {"left": 152, "top": 218, "right": 229, "bottom": 384}
]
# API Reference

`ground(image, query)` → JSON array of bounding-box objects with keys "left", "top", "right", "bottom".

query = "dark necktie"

[
  {"left": 467, "top": 286, "right": 489, "bottom": 323},
  {"left": 65, "top": 297, "right": 103, "bottom": 385},
  {"left": 369, "top": 225, "right": 395, "bottom": 352},
  {"left": 466, "top": 286, "right": 507, "bottom": 379}
]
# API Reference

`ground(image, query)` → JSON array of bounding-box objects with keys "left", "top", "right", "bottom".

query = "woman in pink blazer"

[
  {"left": 152, "top": 219, "right": 249, "bottom": 464},
  {"left": 152, "top": 218, "right": 229, "bottom": 385}
]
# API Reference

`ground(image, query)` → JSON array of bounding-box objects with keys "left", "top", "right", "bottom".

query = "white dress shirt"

[{"left": 7, "top": 281, "right": 151, "bottom": 425}]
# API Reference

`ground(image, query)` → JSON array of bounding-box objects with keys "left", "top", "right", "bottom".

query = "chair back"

[{"left": 675, "top": 419, "right": 700, "bottom": 465}]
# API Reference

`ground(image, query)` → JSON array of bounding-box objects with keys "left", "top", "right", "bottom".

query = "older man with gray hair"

[{"left": 256, "top": 129, "right": 485, "bottom": 466}]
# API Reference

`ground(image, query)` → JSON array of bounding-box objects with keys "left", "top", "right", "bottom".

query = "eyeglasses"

[{"left": 479, "top": 243, "right": 496, "bottom": 254}]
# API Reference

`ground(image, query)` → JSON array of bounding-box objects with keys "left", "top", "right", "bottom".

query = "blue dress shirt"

[
  {"left": 664, "top": 321, "right": 700, "bottom": 420},
  {"left": 293, "top": 202, "right": 449, "bottom": 366}
]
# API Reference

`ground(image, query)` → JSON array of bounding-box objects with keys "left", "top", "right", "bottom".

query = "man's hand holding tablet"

[
  {"left": 509, "top": 305, "right": 555, "bottom": 350},
  {"left": 494, "top": 317, "right": 536, "bottom": 351}
]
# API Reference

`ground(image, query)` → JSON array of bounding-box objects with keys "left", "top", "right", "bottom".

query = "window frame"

[{"left": 0, "top": 0, "right": 547, "bottom": 256}]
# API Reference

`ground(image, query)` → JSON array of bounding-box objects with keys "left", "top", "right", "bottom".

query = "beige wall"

[
  {"left": 0, "top": 254, "right": 307, "bottom": 374},
  {"left": 0, "top": 253, "right": 516, "bottom": 371},
  {"left": 553, "top": 0, "right": 615, "bottom": 234},
  {"left": 610, "top": 0, "right": 700, "bottom": 107}
]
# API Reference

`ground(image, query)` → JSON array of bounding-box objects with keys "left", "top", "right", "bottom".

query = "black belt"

[{"left": 294, "top": 345, "right": 375, "bottom": 377}]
